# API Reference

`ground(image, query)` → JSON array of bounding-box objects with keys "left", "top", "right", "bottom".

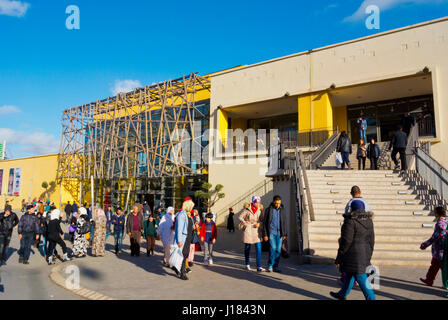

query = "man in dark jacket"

[
  {"left": 366, "top": 138, "right": 381, "bottom": 170},
  {"left": 263, "top": 195, "right": 288, "bottom": 273},
  {"left": 64, "top": 201, "right": 72, "bottom": 224},
  {"left": 401, "top": 112, "right": 415, "bottom": 137},
  {"left": 111, "top": 207, "right": 126, "bottom": 254},
  {"left": 0, "top": 209, "right": 19, "bottom": 265},
  {"left": 389, "top": 125, "right": 408, "bottom": 171},
  {"left": 330, "top": 186, "right": 376, "bottom": 300},
  {"left": 17, "top": 205, "right": 40, "bottom": 265},
  {"left": 337, "top": 131, "right": 352, "bottom": 170}
]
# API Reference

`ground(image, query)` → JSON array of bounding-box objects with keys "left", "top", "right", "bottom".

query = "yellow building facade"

[{"left": 0, "top": 154, "right": 78, "bottom": 211}]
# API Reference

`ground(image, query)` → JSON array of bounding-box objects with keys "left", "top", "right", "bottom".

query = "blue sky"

[{"left": 0, "top": 0, "right": 447, "bottom": 158}]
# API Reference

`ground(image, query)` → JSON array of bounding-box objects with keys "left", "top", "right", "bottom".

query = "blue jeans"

[
  {"left": 360, "top": 129, "right": 366, "bottom": 143},
  {"left": 114, "top": 230, "right": 124, "bottom": 252},
  {"left": 244, "top": 242, "right": 262, "bottom": 269},
  {"left": 18, "top": 232, "right": 34, "bottom": 261},
  {"left": 338, "top": 273, "right": 376, "bottom": 300},
  {"left": 105, "top": 222, "right": 112, "bottom": 240},
  {"left": 341, "top": 152, "right": 350, "bottom": 169},
  {"left": 90, "top": 225, "right": 95, "bottom": 243},
  {"left": 42, "top": 235, "right": 47, "bottom": 256},
  {"left": 268, "top": 234, "right": 282, "bottom": 269}
]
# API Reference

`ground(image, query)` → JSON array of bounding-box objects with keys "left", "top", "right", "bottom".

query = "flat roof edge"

[{"left": 211, "top": 16, "right": 448, "bottom": 77}]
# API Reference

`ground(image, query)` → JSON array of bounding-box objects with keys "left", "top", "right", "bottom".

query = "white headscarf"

[
  {"left": 50, "top": 209, "right": 61, "bottom": 221},
  {"left": 79, "top": 207, "right": 87, "bottom": 216}
]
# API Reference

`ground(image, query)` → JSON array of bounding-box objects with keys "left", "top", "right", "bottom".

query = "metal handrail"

[
  {"left": 298, "top": 150, "right": 315, "bottom": 221},
  {"left": 309, "top": 129, "right": 339, "bottom": 169},
  {"left": 414, "top": 147, "right": 448, "bottom": 203}
]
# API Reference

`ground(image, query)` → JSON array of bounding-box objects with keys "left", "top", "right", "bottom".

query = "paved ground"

[
  {"left": 0, "top": 220, "right": 79, "bottom": 300},
  {"left": 53, "top": 226, "right": 448, "bottom": 300},
  {"left": 1, "top": 220, "right": 446, "bottom": 300}
]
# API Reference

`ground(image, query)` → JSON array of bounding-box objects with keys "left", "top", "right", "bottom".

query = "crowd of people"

[
  {"left": 337, "top": 124, "right": 409, "bottom": 171},
  {"left": 0, "top": 189, "right": 447, "bottom": 300}
]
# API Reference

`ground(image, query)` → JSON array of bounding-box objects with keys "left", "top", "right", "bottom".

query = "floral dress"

[
  {"left": 92, "top": 215, "right": 107, "bottom": 256},
  {"left": 73, "top": 215, "right": 88, "bottom": 256}
]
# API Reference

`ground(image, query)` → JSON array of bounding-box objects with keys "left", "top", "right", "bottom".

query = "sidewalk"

[{"left": 52, "top": 227, "right": 447, "bottom": 300}]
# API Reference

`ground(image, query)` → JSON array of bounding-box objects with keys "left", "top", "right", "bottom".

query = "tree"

[{"left": 194, "top": 183, "right": 225, "bottom": 213}]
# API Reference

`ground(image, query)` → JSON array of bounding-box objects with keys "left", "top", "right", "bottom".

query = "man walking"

[
  {"left": 357, "top": 117, "right": 368, "bottom": 144},
  {"left": 64, "top": 201, "right": 72, "bottom": 224},
  {"left": 263, "top": 195, "right": 288, "bottom": 273},
  {"left": 389, "top": 125, "right": 408, "bottom": 171},
  {"left": 17, "top": 205, "right": 40, "bottom": 265},
  {"left": 0, "top": 208, "right": 19, "bottom": 265},
  {"left": 111, "top": 207, "right": 126, "bottom": 254}
]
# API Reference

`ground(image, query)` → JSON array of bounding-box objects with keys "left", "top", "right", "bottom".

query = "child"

[
  {"left": 200, "top": 213, "right": 217, "bottom": 266},
  {"left": 420, "top": 206, "right": 448, "bottom": 286},
  {"left": 144, "top": 215, "right": 159, "bottom": 256},
  {"left": 69, "top": 211, "right": 78, "bottom": 244}
]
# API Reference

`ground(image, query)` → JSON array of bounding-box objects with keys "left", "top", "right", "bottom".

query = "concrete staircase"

[
  {"left": 306, "top": 169, "right": 436, "bottom": 266},
  {"left": 319, "top": 142, "right": 391, "bottom": 170}
]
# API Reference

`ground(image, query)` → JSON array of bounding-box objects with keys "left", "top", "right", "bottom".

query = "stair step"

[
  {"left": 313, "top": 204, "right": 426, "bottom": 210},
  {"left": 309, "top": 233, "right": 430, "bottom": 243},
  {"left": 304, "top": 255, "right": 430, "bottom": 266},
  {"left": 309, "top": 240, "right": 425, "bottom": 251},
  {"left": 308, "top": 177, "right": 403, "bottom": 182},
  {"left": 310, "top": 220, "right": 435, "bottom": 228},
  {"left": 314, "top": 214, "right": 435, "bottom": 222},
  {"left": 312, "top": 249, "right": 432, "bottom": 260},
  {"left": 313, "top": 199, "right": 421, "bottom": 205},
  {"left": 315, "top": 209, "right": 431, "bottom": 216},
  {"left": 309, "top": 226, "right": 433, "bottom": 236},
  {"left": 311, "top": 194, "right": 418, "bottom": 200}
]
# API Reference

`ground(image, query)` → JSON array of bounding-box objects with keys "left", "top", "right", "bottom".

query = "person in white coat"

[{"left": 159, "top": 207, "right": 175, "bottom": 267}]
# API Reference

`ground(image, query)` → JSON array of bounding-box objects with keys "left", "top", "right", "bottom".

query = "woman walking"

[
  {"left": 356, "top": 139, "right": 367, "bottom": 170},
  {"left": 330, "top": 186, "right": 376, "bottom": 300},
  {"left": 144, "top": 215, "right": 159, "bottom": 256},
  {"left": 159, "top": 207, "right": 175, "bottom": 267},
  {"left": 92, "top": 208, "right": 107, "bottom": 257},
  {"left": 420, "top": 207, "right": 448, "bottom": 286},
  {"left": 73, "top": 207, "right": 90, "bottom": 258},
  {"left": 188, "top": 209, "right": 201, "bottom": 267},
  {"left": 239, "top": 196, "right": 265, "bottom": 272},
  {"left": 46, "top": 209, "right": 71, "bottom": 265}
]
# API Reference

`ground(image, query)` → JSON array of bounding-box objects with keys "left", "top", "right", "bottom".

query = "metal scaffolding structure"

[{"left": 57, "top": 73, "right": 211, "bottom": 181}]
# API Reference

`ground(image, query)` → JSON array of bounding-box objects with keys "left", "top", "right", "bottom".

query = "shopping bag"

[
  {"left": 335, "top": 152, "right": 343, "bottom": 166},
  {"left": 169, "top": 245, "right": 184, "bottom": 273}
]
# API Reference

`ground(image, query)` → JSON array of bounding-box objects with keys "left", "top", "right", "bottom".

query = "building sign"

[
  {"left": 13, "top": 168, "right": 21, "bottom": 196},
  {"left": 7, "top": 168, "right": 14, "bottom": 196}
]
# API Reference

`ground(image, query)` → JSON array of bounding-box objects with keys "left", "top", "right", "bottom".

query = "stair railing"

[{"left": 309, "top": 129, "right": 339, "bottom": 169}]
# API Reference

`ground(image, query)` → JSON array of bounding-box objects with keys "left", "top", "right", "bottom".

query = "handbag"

[
  {"left": 169, "top": 245, "right": 184, "bottom": 273},
  {"left": 68, "top": 225, "right": 76, "bottom": 233},
  {"left": 281, "top": 239, "right": 290, "bottom": 258}
]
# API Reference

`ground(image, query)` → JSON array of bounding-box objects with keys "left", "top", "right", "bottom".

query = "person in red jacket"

[{"left": 200, "top": 213, "right": 217, "bottom": 266}]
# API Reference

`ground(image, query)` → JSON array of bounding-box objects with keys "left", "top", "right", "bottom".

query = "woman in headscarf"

[
  {"left": 92, "top": 208, "right": 107, "bottom": 257},
  {"left": 73, "top": 207, "right": 90, "bottom": 258},
  {"left": 173, "top": 197, "right": 195, "bottom": 280},
  {"left": 46, "top": 209, "right": 71, "bottom": 264},
  {"left": 159, "top": 206, "right": 175, "bottom": 267},
  {"left": 239, "top": 196, "right": 265, "bottom": 272}
]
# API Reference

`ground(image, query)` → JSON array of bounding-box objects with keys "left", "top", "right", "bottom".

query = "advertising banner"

[
  {"left": 7, "top": 168, "right": 14, "bottom": 196},
  {"left": 13, "top": 168, "right": 21, "bottom": 196},
  {"left": 0, "top": 169, "right": 3, "bottom": 195}
]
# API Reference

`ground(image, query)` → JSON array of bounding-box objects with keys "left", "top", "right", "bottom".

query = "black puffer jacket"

[
  {"left": 0, "top": 211, "right": 19, "bottom": 235},
  {"left": 335, "top": 210, "right": 375, "bottom": 274}
]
